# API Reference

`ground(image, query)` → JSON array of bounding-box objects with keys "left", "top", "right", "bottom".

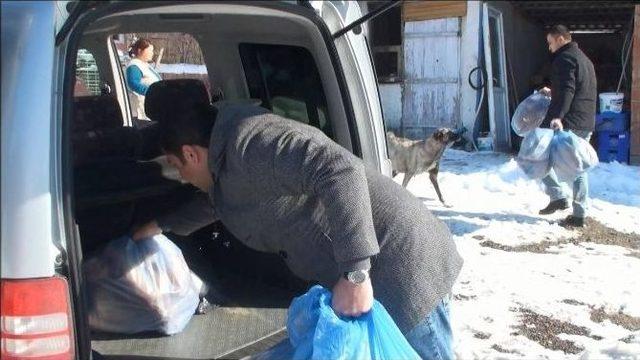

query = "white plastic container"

[{"left": 599, "top": 92, "right": 624, "bottom": 113}]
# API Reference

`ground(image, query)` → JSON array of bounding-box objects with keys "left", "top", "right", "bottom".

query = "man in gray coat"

[{"left": 133, "top": 80, "right": 463, "bottom": 359}]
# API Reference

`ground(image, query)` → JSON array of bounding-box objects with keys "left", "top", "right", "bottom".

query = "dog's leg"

[
  {"left": 428, "top": 165, "right": 449, "bottom": 207},
  {"left": 402, "top": 173, "right": 414, "bottom": 188}
]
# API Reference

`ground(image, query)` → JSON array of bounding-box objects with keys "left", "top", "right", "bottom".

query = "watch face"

[{"left": 348, "top": 270, "right": 367, "bottom": 284}]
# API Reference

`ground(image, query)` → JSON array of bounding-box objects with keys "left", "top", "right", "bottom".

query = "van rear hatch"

[{"left": 51, "top": 1, "right": 396, "bottom": 358}]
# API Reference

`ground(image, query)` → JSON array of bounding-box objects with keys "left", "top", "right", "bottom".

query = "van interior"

[{"left": 67, "top": 3, "right": 358, "bottom": 359}]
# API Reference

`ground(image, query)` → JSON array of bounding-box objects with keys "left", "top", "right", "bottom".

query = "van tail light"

[{"left": 1, "top": 277, "right": 75, "bottom": 360}]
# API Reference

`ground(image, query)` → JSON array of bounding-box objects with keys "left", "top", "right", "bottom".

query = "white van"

[{"left": 1, "top": 1, "right": 393, "bottom": 359}]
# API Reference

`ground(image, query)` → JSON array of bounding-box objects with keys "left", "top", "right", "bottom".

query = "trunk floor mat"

[
  {"left": 91, "top": 304, "right": 287, "bottom": 359},
  {"left": 90, "top": 230, "right": 304, "bottom": 360}
]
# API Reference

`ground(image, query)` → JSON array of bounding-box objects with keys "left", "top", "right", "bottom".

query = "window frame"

[{"left": 109, "top": 32, "right": 210, "bottom": 125}]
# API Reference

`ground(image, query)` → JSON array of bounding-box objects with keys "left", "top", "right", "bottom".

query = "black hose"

[{"left": 468, "top": 66, "right": 488, "bottom": 90}]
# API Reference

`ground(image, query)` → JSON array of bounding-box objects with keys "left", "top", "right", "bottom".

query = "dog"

[{"left": 386, "top": 128, "right": 461, "bottom": 206}]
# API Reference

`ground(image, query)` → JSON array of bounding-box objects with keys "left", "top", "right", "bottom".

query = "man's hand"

[
  {"left": 331, "top": 276, "right": 373, "bottom": 317},
  {"left": 550, "top": 118, "right": 563, "bottom": 131},
  {"left": 131, "top": 220, "right": 162, "bottom": 241}
]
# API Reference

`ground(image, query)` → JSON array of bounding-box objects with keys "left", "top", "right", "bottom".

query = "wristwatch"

[{"left": 343, "top": 269, "right": 369, "bottom": 284}]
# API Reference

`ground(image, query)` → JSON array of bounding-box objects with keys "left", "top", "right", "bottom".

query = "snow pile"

[{"left": 395, "top": 149, "right": 640, "bottom": 359}]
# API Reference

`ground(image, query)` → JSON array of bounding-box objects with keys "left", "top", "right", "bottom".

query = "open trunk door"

[{"left": 308, "top": 1, "right": 401, "bottom": 177}]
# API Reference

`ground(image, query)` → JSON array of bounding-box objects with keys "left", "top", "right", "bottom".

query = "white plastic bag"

[
  {"left": 518, "top": 128, "right": 554, "bottom": 161},
  {"left": 551, "top": 131, "right": 599, "bottom": 182},
  {"left": 516, "top": 129, "right": 554, "bottom": 179},
  {"left": 84, "top": 234, "right": 202, "bottom": 335},
  {"left": 512, "top": 92, "right": 551, "bottom": 137},
  {"left": 516, "top": 158, "right": 551, "bottom": 179}
]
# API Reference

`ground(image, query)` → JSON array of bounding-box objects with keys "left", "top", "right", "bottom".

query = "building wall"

[
  {"left": 487, "top": 2, "right": 547, "bottom": 104},
  {"left": 379, "top": 83, "right": 403, "bottom": 130},
  {"left": 631, "top": 5, "right": 640, "bottom": 165},
  {"left": 401, "top": 17, "right": 461, "bottom": 139},
  {"left": 370, "top": 1, "right": 471, "bottom": 139},
  {"left": 371, "top": 1, "right": 545, "bottom": 147},
  {"left": 459, "top": 1, "right": 482, "bottom": 141}
]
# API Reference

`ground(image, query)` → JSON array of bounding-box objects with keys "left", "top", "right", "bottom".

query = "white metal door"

[
  {"left": 402, "top": 18, "right": 460, "bottom": 139},
  {"left": 482, "top": 4, "right": 511, "bottom": 151}
]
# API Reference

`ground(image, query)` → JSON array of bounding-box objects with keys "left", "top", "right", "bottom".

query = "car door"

[{"left": 309, "top": 0, "right": 393, "bottom": 177}]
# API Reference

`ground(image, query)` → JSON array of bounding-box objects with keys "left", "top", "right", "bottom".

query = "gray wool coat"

[{"left": 158, "top": 104, "right": 463, "bottom": 334}]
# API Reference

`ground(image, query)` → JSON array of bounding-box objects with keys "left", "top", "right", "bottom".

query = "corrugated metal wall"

[{"left": 402, "top": 18, "right": 461, "bottom": 139}]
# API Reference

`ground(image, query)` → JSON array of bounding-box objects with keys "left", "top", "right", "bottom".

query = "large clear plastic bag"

[
  {"left": 517, "top": 158, "right": 552, "bottom": 179},
  {"left": 84, "top": 234, "right": 203, "bottom": 335},
  {"left": 516, "top": 128, "right": 554, "bottom": 179},
  {"left": 511, "top": 92, "right": 551, "bottom": 136},
  {"left": 276, "top": 285, "right": 420, "bottom": 360},
  {"left": 551, "top": 131, "right": 599, "bottom": 182}
]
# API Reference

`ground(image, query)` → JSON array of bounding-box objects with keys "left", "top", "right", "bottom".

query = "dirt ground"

[
  {"left": 513, "top": 308, "right": 596, "bottom": 355},
  {"left": 477, "top": 218, "right": 640, "bottom": 253},
  {"left": 469, "top": 218, "right": 640, "bottom": 354},
  {"left": 590, "top": 307, "right": 640, "bottom": 331}
]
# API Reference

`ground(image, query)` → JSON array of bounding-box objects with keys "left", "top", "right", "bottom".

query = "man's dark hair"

[
  {"left": 158, "top": 104, "right": 217, "bottom": 160},
  {"left": 547, "top": 25, "right": 572, "bottom": 41}
]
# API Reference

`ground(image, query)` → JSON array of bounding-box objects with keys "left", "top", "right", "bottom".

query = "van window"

[
  {"left": 239, "top": 43, "right": 333, "bottom": 138},
  {"left": 75, "top": 49, "right": 101, "bottom": 97},
  {"left": 112, "top": 33, "right": 210, "bottom": 119}
]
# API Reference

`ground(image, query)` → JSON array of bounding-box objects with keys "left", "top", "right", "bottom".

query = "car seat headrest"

[{"left": 145, "top": 79, "right": 211, "bottom": 123}]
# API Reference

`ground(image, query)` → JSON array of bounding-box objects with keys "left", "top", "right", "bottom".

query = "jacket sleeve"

[
  {"left": 544, "top": 55, "right": 577, "bottom": 123},
  {"left": 126, "top": 65, "right": 149, "bottom": 95},
  {"left": 156, "top": 192, "right": 218, "bottom": 236},
  {"left": 238, "top": 124, "right": 380, "bottom": 273}
]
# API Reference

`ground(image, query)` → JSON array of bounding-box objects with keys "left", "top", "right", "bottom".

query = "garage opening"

[{"left": 508, "top": 1, "right": 637, "bottom": 160}]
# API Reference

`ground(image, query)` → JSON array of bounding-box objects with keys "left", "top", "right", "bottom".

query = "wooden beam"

[
  {"left": 514, "top": 1, "right": 635, "bottom": 10},
  {"left": 403, "top": 1, "right": 467, "bottom": 22}
]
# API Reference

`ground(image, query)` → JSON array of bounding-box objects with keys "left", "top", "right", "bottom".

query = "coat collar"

[
  {"left": 553, "top": 41, "right": 577, "bottom": 58},
  {"left": 207, "top": 102, "right": 270, "bottom": 178}
]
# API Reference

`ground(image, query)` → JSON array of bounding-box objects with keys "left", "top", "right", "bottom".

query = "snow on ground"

[
  {"left": 395, "top": 149, "right": 640, "bottom": 359},
  {"left": 156, "top": 63, "right": 208, "bottom": 75}
]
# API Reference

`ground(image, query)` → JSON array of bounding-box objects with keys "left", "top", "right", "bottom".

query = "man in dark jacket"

[
  {"left": 538, "top": 25, "right": 597, "bottom": 227},
  {"left": 132, "top": 80, "right": 463, "bottom": 359}
]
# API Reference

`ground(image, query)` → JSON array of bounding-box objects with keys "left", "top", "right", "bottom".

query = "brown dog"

[{"left": 386, "top": 128, "right": 461, "bottom": 206}]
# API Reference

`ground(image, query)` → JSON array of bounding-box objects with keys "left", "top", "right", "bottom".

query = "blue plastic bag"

[
  {"left": 84, "top": 235, "right": 203, "bottom": 335},
  {"left": 284, "top": 285, "right": 420, "bottom": 360},
  {"left": 550, "top": 130, "right": 599, "bottom": 182}
]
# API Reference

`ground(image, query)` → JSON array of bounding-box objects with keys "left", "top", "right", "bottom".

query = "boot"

[
  {"left": 539, "top": 198, "right": 569, "bottom": 215},
  {"left": 559, "top": 215, "right": 585, "bottom": 228}
]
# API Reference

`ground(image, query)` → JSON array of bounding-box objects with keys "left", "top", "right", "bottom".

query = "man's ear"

[{"left": 181, "top": 144, "right": 200, "bottom": 164}]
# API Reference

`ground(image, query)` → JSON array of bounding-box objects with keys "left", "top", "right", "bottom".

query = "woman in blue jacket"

[{"left": 126, "top": 38, "right": 162, "bottom": 120}]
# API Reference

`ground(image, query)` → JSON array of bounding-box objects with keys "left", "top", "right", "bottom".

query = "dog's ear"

[{"left": 433, "top": 129, "right": 446, "bottom": 142}]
